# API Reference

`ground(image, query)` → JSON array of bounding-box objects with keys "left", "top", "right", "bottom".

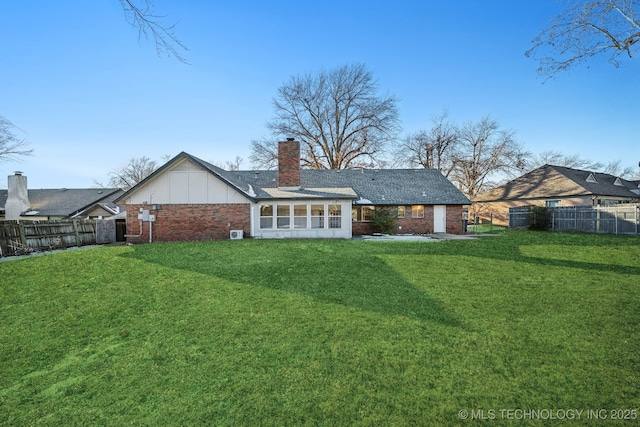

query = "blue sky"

[{"left": 1, "top": 0, "right": 638, "bottom": 189}]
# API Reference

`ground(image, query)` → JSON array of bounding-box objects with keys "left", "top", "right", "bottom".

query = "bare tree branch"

[
  {"left": 119, "top": 0, "right": 189, "bottom": 63},
  {"left": 0, "top": 116, "right": 33, "bottom": 163},
  {"left": 526, "top": 0, "right": 640, "bottom": 79},
  {"left": 396, "top": 108, "right": 458, "bottom": 177},
  {"left": 106, "top": 156, "right": 159, "bottom": 190},
  {"left": 528, "top": 150, "right": 604, "bottom": 169}
]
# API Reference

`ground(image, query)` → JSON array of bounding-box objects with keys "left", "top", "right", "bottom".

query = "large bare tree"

[
  {"left": 396, "top": 109, "right": 458, "bottom": 177},
  {"left": 250, "top": 63, "right": 401, "bottom": 170},
  {"left": 451, "top": 116, "right": 530, "bottom": 200},
  {"left": 527, "top": 0, "right": 640, "bottom": 79},
  {"left": 0, "top": 116, "right": 32, "bottom": 163}
]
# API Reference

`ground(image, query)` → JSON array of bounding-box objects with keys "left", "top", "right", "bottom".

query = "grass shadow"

[
  {"left": 385, "top": 231, "right": 640, "bottom": 276},
  {"left": 119, "top": 239, "right": 461, "bottom": 327}
]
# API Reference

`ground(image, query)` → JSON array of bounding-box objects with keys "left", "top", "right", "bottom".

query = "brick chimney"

[
  {"left": 6, "top": 172, "right": 30, "bottom": 220},
  {"left": 278, "top": 138, "right": 301, "bottom": 189}
]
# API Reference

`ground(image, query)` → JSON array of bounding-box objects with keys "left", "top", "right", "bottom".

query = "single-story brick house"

[
  {"left": 474, "top": 164, "right": 640, "bottom": 226},
  {"left": 115, "top": 139, "right": 471, "bottom": 242}
]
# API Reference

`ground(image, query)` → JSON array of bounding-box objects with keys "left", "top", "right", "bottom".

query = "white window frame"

[{"left": 260, "top": 204, "right": 274, "bottom": 229}]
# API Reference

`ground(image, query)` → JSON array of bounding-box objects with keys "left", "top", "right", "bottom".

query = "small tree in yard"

[
  {"left": 372, "top": 207, "right": 398, "bottom": 234},
  {"left": 527, "top": 206, "right": 551, "bottom": 231}
]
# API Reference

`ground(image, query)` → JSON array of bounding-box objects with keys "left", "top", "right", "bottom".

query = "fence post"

[
  {"left": 72, "top": 219, "right": 81, "bottom": 247},
  {"left": 18, "top": 221, "right": 27, "bottom": 247},
  {"left": 574, "top": 206, "right": 577, "bottom": 230}
]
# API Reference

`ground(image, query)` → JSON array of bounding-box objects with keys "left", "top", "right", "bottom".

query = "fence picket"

[
  {"left": 0, "top": 219, "right": 98, "bottom": 257},
  {"left": 509, "top": 205, "right": 640, "bottom": 235}
]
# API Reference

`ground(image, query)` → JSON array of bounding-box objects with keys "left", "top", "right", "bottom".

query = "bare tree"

[
  {"left": 527, "top": 0, "right": 640, "bottom": 79},
  {"left": 396, "top": 109, "right": 458, "bottom": 177},
  {"left": 529, "top": 150, "right": 604, "bottom": 169},
  {"left": 213, "top": 156, "right": 244, "bottom": 171},
  {"left": 0, "top": 116, "right": 33, "bottom": 163},
  {"left": 251, "top": 63, "right": 401, "bottom": 170},
  {"left": 452, "top": 116, "right": 530, "bottom": 199},
  {"left": 119, "top": 0, "right": 189, "bottom": 63},
  {"left": 106, "top": 156, "right": 159, "bottom": 190},
  {"left": 528, "top": 151, "right": 635, "bottom": 177},
  {"left": 602, "top": 159, "right": 635, "bottom": 177}
]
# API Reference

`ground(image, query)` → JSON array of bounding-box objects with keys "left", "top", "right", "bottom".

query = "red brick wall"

[
  {"left": 445, "top": 205, "right": 465, "bottom": 234},
  {"left": 397, "top": 205, "right": 434, "bottom": 234},
  {"left": 125, "top": 204, "right": 251, "bottom": 243},
  {"left": 352, "top": 205, "right": 467, "bottom": 236},
  {"left": 278, "top": 139, "right": 300, "bottom": 188},
  {"left": 352, "top": 221, "right": 374, "bottom": 236}
]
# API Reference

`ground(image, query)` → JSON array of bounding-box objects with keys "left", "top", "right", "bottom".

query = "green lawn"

[{"left": 1, "top": 231, "right": 639, "bottom": 426}]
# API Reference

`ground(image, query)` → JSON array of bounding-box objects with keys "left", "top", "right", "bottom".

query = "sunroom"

[{"left": 250, "top": 188, "right": 356, "bottom": 238}]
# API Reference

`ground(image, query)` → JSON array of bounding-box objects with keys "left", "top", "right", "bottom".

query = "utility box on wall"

[{"left": 138, "top": 209, "right": 150, "bottom": 221}]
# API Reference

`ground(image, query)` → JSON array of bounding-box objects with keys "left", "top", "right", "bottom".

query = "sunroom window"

[
  {"left": 260, "top": 205, "right": 273, "bottom": 229},
  {"left": 328, "top": 204, "right": 342, "bottom": 229},
  {"left": 294, "top": 204, "right": 307, "bottom": 228},
  {"left": 277, "top": 205, "right": 290, "bottom": 228},
  {"left": 311, "top": 204, "right": 325, "bottom": 229}
]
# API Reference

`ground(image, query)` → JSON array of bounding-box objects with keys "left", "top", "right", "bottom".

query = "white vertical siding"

[{"left": 123, "top": 159, "right": 251, "bottom": 204}]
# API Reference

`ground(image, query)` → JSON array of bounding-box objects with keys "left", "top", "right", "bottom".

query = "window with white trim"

[
  {"left": 311, "top": 204, "right": 325, "bottom": 229},
  {"left": 277, "top": 205, "right": 290, "bottom": 228},
  {"left": 294, "top": 204, "right": 307, "bottom": 228},
  {"left": 412, "top": 205, "right": 424, "bottom": 218},
  {"left": 260, "top": 205, "right": 273, "bottom": 229},
  {"left": 397, "top": 206, "right": 405, "bottom": 218},
  {"left": 328, "top": 204, "right": 341, "bottom": 229}
]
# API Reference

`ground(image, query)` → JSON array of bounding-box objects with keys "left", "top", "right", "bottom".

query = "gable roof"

[
  {"left": 115, "top": 152, "right": 471, "bottom": 206},
  {"left": 0, "top": 188, "right": 123, "bottom": 217},
  {"left": 475, "top": 164, "right": 640, "bottom": 202}
]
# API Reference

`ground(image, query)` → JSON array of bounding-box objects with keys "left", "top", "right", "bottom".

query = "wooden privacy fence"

[
  {"left": 0, "top": 219, "right": 105, "bottom": 257},
  {"left": 509, "top": 205, "right": 640, "bottom": 235}
]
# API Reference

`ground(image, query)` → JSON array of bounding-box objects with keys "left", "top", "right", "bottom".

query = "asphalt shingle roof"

[
  {"left": 192, "top": 155, "right": 470, "bottom": 205},
  {"left": 475, "top": 164, "right": 640, "bottom": 202},
  {"left": 115, "top": 152, "right": 471, "bottom": 206},
  {"left": 1, "top": 188, "right": 123, "bottom": 217}
]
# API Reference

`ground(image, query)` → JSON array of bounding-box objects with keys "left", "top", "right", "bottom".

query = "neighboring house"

[
  {"left": 474, "top": 164, "right": 640, "bottom": 226},
  {"left": 0, "top": 172, "right": 124, "bottom": 220},
  {"left": 115, "top": 139, "right": 471, "bottom": 242}
]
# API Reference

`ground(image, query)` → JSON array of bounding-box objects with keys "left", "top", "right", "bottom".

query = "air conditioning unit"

[{"left": 230, "top": 230, "right": 244, "bottom": 240}]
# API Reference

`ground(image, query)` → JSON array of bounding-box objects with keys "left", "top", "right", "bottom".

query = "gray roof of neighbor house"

[
  {"left": 0, "top": 188, "right": 124, "bottom": 217},
  {"left": 116, "top": 152, "right": 471, "bottom": 206},
  {"left": 475, "top": 164, "right": 640, "bottom": 202}
]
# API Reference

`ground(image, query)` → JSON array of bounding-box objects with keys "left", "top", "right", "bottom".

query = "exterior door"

[{"left": 434, "top": 205, "right": 446, "bottom": 233}]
